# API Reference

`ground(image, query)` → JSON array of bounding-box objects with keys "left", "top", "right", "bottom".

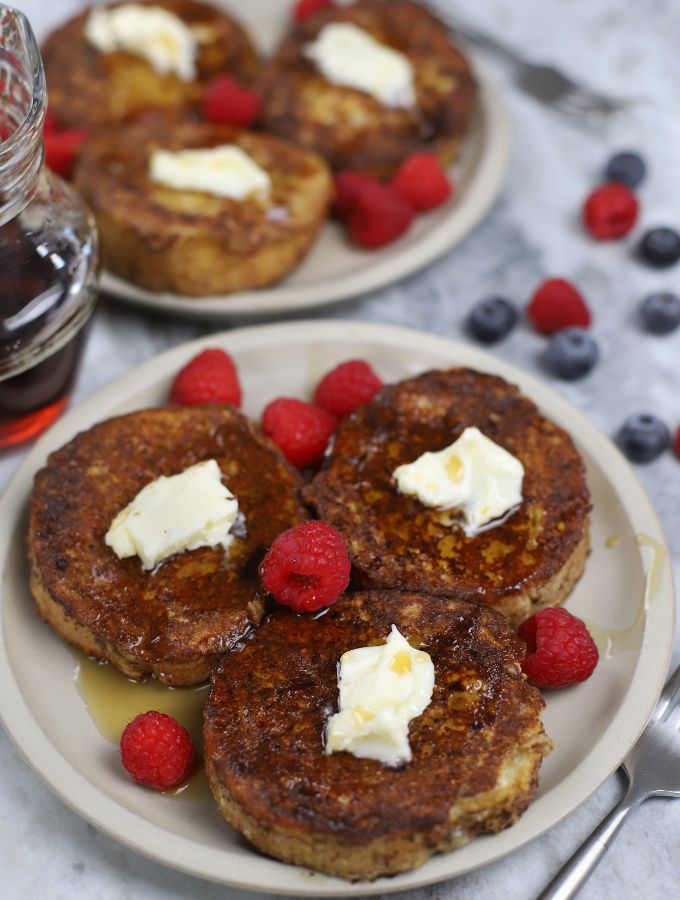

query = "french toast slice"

[
  {"left": 204, "top": 590, "right": 552, "bottom": 880},
  {"left": 258, "top": 0, "right": 477, "bottom": 178},
  {"left": 42, "top": 0, "right": 259, "bottom": 131},
  {"left": 304, "top": 368, "right": 591, "bottom": 628},
  {"left": 74, "top": 118, "right": 333, "bottom": 296},
  {"left": 28, "top": 406, "right": 307, "bottom": 685}
]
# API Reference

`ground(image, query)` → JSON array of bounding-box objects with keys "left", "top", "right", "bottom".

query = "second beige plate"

[
  {"left": 100, "top": 0, "right": 509, "bottom": 321},
  {"left": 0, "top": 321, "right": 673, "bottom": 894}
]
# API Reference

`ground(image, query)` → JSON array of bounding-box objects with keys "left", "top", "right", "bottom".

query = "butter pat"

[
  {"left": 325, "top": 626, "right": 434, "bottom": 766},
  {"left": 105, "top": 460, "right": 238, "bottom": 570},
  {"left": 84, "top": 4, "right": 197, "bottom": 81},
  {"left": 393, "top": 426, "right": 524, "bottom": 536},
  {"left": 149, "top": 145, "right": 271, "bottom": 201},
  {"left": 304, "top": 23, "right": 415, "bottom": 109}
]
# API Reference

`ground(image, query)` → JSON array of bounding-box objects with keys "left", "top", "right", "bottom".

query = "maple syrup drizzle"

[
  {"left": 73, "top": 651, "right": 212, "bottom": 802},
  {"left": 585, "top": 533, "right": 666, "bottom": 659}
]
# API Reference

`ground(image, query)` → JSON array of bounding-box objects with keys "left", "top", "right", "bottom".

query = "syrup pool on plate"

[{"left": 74, "top": 652, "right": 212, "bottom": 801}]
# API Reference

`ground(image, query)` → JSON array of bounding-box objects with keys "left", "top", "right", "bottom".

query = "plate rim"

[
  {"left": 0, "top": 319, "right": 674, "bottom": 895},
  {"left": 99, "top": 58, "right": 510, "bottom": 322}
]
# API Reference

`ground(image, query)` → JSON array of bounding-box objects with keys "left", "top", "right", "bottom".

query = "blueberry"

[
  {"left": 466, "top": 296, "right": 518, "bottom": 344},
  {"left": 543, "top": 328, "right": 599, "bottom": 380},
  {"left": 604, "top": 151, "right": 646, "bottom": 189},
  {"left": 617, "top": 414, "right": 670, "bottom": 463},
  {"left": 639, "top": 292, "right": 680, "bottom": 334},
  {"left": 638, "top": 227, "right": 680, "bottom": 268}
]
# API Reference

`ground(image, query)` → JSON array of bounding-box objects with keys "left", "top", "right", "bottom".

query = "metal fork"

[
  {"left": 537, "top": 661, "right": 680, "bottom": 899},
  {"left": 425, "top": 3, "right": 628, "bottom": 118}
]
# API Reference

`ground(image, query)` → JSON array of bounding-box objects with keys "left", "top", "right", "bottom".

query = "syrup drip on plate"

[
  {"left": 585, "top": 533, "right": 666, "bottom": 659},
  {"left": 73, "top": 651, "right": 212, "bottom": 801}
]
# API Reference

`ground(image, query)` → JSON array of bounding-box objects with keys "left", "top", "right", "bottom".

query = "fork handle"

[
  {"left": 536, "top": 790, "right": 644, "bottom": 900},
  {"left": 427, "top": 4, "right": 522, "bottom": 66}
]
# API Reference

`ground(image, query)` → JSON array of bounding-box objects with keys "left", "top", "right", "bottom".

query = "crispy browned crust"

[
  {"left": 258, "top": 0, "right": 477, "bottom": 178},
  {"left": 42, "top": 0, "right": 259, "bottom": 130},
  {"left": 204, "top": 590, "right": 552, "bottom": 880},
  {"left": 304, "top": 368, "right": 592, "bottom": 628},
  {"left": 28, "top": 406, "right": 308, "bottom": 685},
  {"left": 74, "top": 118, "right": 333, "bottom": 296}
]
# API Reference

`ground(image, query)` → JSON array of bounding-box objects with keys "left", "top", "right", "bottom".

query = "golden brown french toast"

[
  {"left": 204, "top": 590, "right": 552, "bottom": 880},
  {"left": 42, "top": 0, "right": 259, "bottom": 130},
  {"left": 28, "top": 406, "right": 307, "bottom": 685},
  {"left": 258, "top": 0, "right": 477, "bottom": 178},
  {"left": 74, "top": 118, "right": 333, "bottom": 296},
  {"left": 304, "top": 368, "right": 591, "bottom": 627}
]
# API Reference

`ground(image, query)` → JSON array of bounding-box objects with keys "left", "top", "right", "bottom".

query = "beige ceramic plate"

[
  {"left": 100, "top": 0, "right": 509, "bottom": 321},
  {"left": 0, "top": 321, "right": 674, "bottom": 895}
]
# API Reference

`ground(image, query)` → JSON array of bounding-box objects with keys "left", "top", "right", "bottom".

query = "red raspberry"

[
  {"left": 43, "top": 109, "right": 59, "bottom": 135},
  {"left": 293, "top": 0, "right": 333, "bottom": 22},
  {"left": 348, "top": 183, "right": 414, "bottom": 249},
  {"left": 170, "top": 348, "right": 242, "bottom": 407},
  {"left": 674, "top": 425, "right": 680, "bottom": 459},
  {"left": 262, "top": 397, "right": 335, "bottom": 469},
  {"left": 583, "top": 182, "right": 639, "bottom": 240},
  {"left": 313, "top": 359, "right": 383, "bottom": 418},
  {"left": 519, "top": 608, "right": 599, "bottom": 688},
  {"left": 260, "top": 520, "right": 350, "bottom": 612},
  {"left": 527, "top": 278, "right": 591, "bottom": 335},
  {"left": 391, "top": 152, "right": 453, "bottom": 211},
  {"left": 44, "top": 129, "right": 88, "bottom": 179},
  {"left": 120, "top": 710, "right": 196, "bottom": 790},
  {"left": 202, "top": 76, "right": 261, "bottom": 127},
  {"left": 332, "top": 170, "right": 381, "bottom": 219}
]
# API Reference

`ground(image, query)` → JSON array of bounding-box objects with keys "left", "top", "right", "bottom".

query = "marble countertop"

[{"left": 2, "top": 0, "right": 679, "bottom": 898}]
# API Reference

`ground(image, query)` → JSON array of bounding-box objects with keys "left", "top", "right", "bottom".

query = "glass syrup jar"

[{"left": 0, "top": 5, "right": 98, "bottom": 447}]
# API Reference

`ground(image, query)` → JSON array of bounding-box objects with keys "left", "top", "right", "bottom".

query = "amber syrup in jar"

[{"left": 0, "top": 6, "right": 98, "bottom": 447}]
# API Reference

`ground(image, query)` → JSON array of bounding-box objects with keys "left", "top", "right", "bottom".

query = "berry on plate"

[
  {"left": 293, "top": 0, "right": 333, "bottom": 22},
  {"left": 391, "top": 152, "right": 453, "bottom": 211},
  {"left": 639, "top": 292, "right": 680, "bottom": 335},
  {"left": 120, "top": 710, "right": 196, "bottom": 790},
  {"left": 313, "top": 359, "right": 383, "bottom": 418},
  {"left": 262, "top": 397, "right": 336, "bottom": 469},
  {"left": 260, "top": 520, "right": 351, "bottom": 612},
  {"left": 348, "top": 182, "right": 415, "bottom": 249},
  {"left": 617, "top": 413, "right": 671, "bottom": 463},
  {"left": 44, "top": 129, "right": 88, "bottom": 179},
  {"left": 519, "top": 608, "right": 599, "bottom": 689},
  {"left": 169, "top": 348, "right": 242, "bottom": 407},
  {"left": 582, "top": 182, "right": 639, "bottom": 240},
  {"left": 543, "top": 327, "right": 599, "bottom": 380},
  {"left": 527, "top": 278, "right": 591, "bottom": 335},
  {"left": 332, "top": 170, "right": 381, "bottom": 219},
  {"left": 202, "top": 76, "right": 261, "bottom": 127},
  {"left": 466, "top": 296, "right": 518, "bottom": 344},
  {"left": 604, "top": 151, "right": 646, "bottom": 189},
  {"left": 638, "top": 227, "right": 680, "bottom": 268}
]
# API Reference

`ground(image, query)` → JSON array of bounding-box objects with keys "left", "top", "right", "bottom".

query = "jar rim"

[{"left": 0, "top": 7, "right": 46, "bottom": 160}]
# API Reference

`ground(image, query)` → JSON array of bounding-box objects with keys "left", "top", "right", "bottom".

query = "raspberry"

[
  {"left": 313, "top": 359, "right": 382, "bottom": 418},
  {"left": 676, "top": 426, "right": 680, "bottom": 460},
  {"left": 260, "top": 520, "right": 350, "bottom": 612},
  {"left": 44, "top": 129, "right": 88, "bottom": 179},
  {"left": 527, "top": 278, "right": 591, "bottom": 335},
  {"left": 120, "top": 710, "right": 196, "bottom": 790},
  {"left": 202, "top": 76, "right": 261, "bottom": 127},
  {"left": 348, "top": 183, "right": 414, "bottom": 249},
  {"left": 332, "top": 170, "right": 381, "bottom": 219},
  {"left": 262, "top": 397, "right": 336, "bottom": 469},
  {"left": 170, "top": 348, "right": 242, "bottom": 407},
  {"left": 583, "top": 182, "right": 639, "bottom": 240},
  {"left": 43, "top": 109, "right": 58, "bottom": 135},
  {"left": 519, "top": 608, "right": 599, "bottom": 688},
  {"left": 293, "top": 0, "right": 333, "bottom": 22},
  {"left": 391, "top": 152, "right": 453, "bottom": 211}
]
